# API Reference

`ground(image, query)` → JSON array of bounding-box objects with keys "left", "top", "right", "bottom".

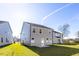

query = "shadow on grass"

[{"left": 23, "top": 44, "right": 79, "bottom": 56}]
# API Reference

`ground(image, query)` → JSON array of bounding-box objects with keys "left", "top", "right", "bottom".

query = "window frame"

[
  {"left": 39, "top": 29, "right": 42, "bottom": 33},
  {"left": 32, "top": 38, "right": 34, "bottom": 40},
  {"left": 6, "top": 38, "right": 9, "bottom": 42},
  {"left": 1, "top": 37, "right": 3, "bottom": 43},
  {"left": 33, "top": 28, "right": 35, "bottom": 33}
]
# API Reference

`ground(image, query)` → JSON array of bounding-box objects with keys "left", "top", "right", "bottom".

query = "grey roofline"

[
  {"left": 24, "top": 22, "right": 54, "bottom": 30},
  {"left": 20, "top": 22, "right": 63, "bottom": 35},
  {"left": 53, "top": 30, "right": 62, "bottom": 34},
  {"left": 20, "top": 22, "right": 54, "bottom": 34},
  {"left": 0, "top": 21, "right": 8, "bottom": 24}
]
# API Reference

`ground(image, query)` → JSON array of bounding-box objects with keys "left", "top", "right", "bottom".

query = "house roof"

[
  {"left": 24, "top": 22, "right": 54, "bottom": 30},
  {"left": 0, "top": 21, "right": 7, "bottom": 24},
  {"left": 21, "top": 22, "right": 62, "bottom": 35},
  {"left": 53, "top": 30, "right": 63, "bottom": 34}
]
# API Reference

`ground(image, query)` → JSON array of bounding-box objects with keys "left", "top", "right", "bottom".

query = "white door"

[{"left": 41, "top": 38, "right": 45, "bottom": 47}]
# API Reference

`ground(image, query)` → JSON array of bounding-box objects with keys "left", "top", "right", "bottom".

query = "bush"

[
  {"left": 63, "top": 39, "right": 76, "bottom": 45},
  {"left": 75, "top": 41, "right": 79, "bottom": 43}
]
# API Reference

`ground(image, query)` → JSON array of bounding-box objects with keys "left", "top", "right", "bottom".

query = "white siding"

[
  {"left": 20, "top": 23, "right": 30, "bottom": 45},
  {"left": 31, "top": 25, "right": 52, "bottom": 47},
  {"left": 0, "top": 23, "right": 13, "bottom": 46},
  {"left": 20, "top": 22, "right": 63, "bottom": 47}
]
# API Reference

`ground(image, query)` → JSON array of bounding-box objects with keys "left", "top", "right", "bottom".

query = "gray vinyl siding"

[
  {"left": 20, "top": 22, "right": 63, "bottom": 47},
  {"left": 0, "top": 22, "right": 13, "bottom": 46},
  {"left": 30, "top": 25, "right": 52, "bottom": 47},
  {"left": 20, "top": 22, "right": 30, "bottom": 45}
]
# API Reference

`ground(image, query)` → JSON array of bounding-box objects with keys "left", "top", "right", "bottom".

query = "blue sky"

[{"left": 0, "top": 3, "right": 79, "bottom": 38}]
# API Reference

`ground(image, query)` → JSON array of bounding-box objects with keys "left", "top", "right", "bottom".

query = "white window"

[
  {"left": 55, "top": 33, "right": 61, "bottom": 38},
  {"left": 31, "top": 38, "right": 35, "bottom": 43},
  {"left": 46, "top": 38, "right": 49, "bottom": 42}
]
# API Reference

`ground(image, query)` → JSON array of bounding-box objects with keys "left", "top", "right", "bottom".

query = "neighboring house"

[
  {"left": 52, "top": 31, "right": 63, "bottom": 43},
  {"left": 13, "top": 37, "right": 20, "bottom": 43},
  {"left": 20, "top": 22, "right": 63, "bottom": 47},
  {"left": 0, "top": 21, "right": 13, "bottom": 46}
]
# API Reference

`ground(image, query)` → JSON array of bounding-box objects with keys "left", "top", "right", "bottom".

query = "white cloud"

[{"left": 41, "top": 3, "right": 72, "bottom": 24}]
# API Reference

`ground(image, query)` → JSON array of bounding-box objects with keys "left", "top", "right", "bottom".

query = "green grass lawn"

[
  {"left": 0, "top": 42, "right": 39, "bottom": 56},
  {"left": 26, "top": 43, "right": 79, "bottom": 56},
  {"left": 1, "top": 42, "right": 79, "bottom": 56}
]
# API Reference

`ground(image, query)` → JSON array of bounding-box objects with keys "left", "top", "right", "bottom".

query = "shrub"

[{"left": 63, "top": 39, "right": 76, "bottom": 45}]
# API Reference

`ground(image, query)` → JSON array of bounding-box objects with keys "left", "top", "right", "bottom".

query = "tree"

[{"left": 58, "top": 24, "right": 70, "bottom": 37}]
